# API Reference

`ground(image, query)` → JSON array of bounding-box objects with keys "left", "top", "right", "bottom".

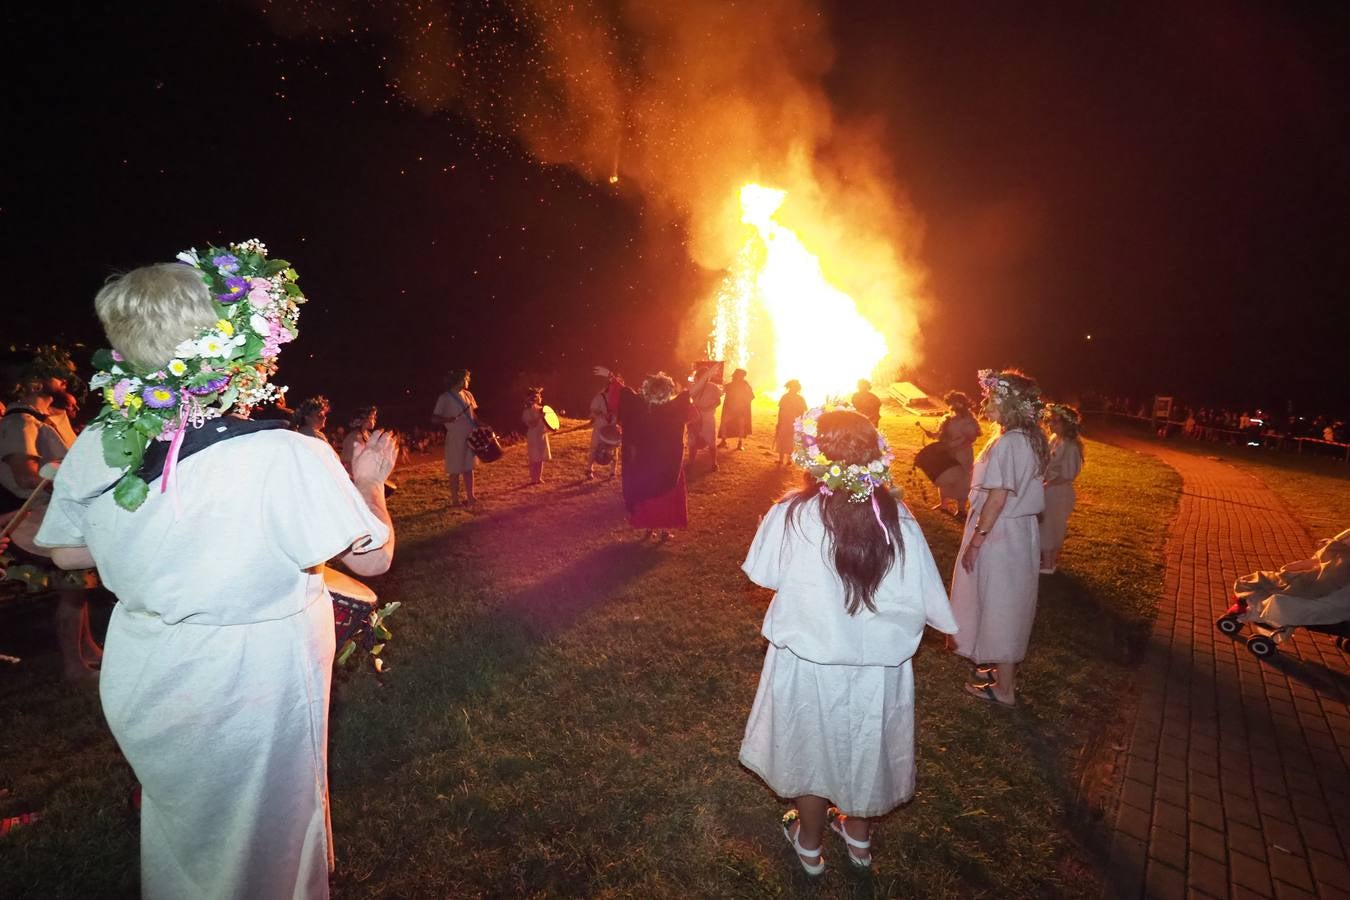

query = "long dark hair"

[{"left": 784, "top": 410, "right": 904, "bottom": 615}]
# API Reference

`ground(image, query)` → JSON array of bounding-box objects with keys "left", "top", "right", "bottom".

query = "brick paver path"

[{"left": 1102, "top": 438, "right": 1350, "bottom": 900}]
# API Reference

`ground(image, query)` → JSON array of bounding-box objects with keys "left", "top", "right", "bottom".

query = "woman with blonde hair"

[
  {"left": 948, "top": 369, "right": 1048, "bottom": 706},
  {"left": 1039, "top": 403, "right": 1085, "bottom": 574},
  {"left": 36, "top": 243, "right": 397, "bottom": 898}
]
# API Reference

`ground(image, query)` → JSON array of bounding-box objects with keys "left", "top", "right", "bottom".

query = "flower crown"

[
  {"left": 1043, "top": 402, "right": 1081, "bottom": 426},
  {"left": 791, "top": 404, "right": 897, "bottom": 502},
  {"left": 977, "top": 368, "right": 1043, "bottom": 424},
  {"left": 90, "top": 239, "right": 306, "bottom": 511}
]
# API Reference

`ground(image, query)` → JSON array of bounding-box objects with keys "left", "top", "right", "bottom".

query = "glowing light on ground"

[{"left": 708, "top": 184, "right": 889, "bottom": 402}]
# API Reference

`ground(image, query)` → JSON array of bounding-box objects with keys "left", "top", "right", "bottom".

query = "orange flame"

[{"left": 708, "top": 184, "right": 889, "bottom": 402}]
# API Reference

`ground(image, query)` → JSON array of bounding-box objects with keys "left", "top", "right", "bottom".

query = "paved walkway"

[{"left": 1103, "top": 439, "right": 1350, "bottom": 900}]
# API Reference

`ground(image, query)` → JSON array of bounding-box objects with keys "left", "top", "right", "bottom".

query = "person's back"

[{"left": 851, "top": 382, "right": 881, "bottom": 426}]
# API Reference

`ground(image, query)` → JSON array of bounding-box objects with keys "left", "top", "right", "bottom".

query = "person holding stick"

[{"left": 1, "top": 351, "right": 101, "bottom": 679}]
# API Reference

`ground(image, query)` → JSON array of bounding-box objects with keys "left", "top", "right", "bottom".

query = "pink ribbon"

[
  {"left": 161, "top": 394, "right": 190, "bottom": 518},
  {"left": 870, "top": 493, "right": 891, "bottom": 545}
]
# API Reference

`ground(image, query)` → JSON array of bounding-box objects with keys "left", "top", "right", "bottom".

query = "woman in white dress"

[
  {"left": 35, "top": 247, "right": 398, "bottom": 899},
  {"left": 431, "top": 369, "right": 478, "bottom": 506},
  {"left": 1039, "top": 403, "right": 1085, "bottom": 575},
  {"left": 740, "top": 408, "right": 956, "bottom": 875},
  {"left": 521, "top": 386, "right": 551, "bottom": 484},
  {"left": 949, "top": 369, "right": 1048, "bottom": 707}
]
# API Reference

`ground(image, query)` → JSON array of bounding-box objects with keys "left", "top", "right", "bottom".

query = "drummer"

[
  {"left": 522, "top": 386, "right": 553, "bottom": 485},
  {"left": 587, "top": 379, "right": 618, "bottom": 480},
  {"left": 919, "top": 390, "right": 982, "bottom": 517},
  {"left": 0, "top": 349, "right": 102, "bottom": 680}
]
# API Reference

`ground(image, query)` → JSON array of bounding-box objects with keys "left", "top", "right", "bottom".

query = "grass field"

[
  {"left": 1091, "top": 417, "right": 1350, "bottom": 538},
  {"left": 0, "top": 401, "right": 1181, "bottom": 898}
]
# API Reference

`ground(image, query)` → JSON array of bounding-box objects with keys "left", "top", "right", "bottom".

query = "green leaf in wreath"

[
  {"left": 134, "top": 413, "right": 167, "bottom": 439},
  {"left": 370, "top": 643, "right": 385, "bottom": 656},
  {"left": 336, "top": 640, "right": 356, "bottom": 666},
  {"left": 113, "top": 474, "right": 150, "bottom": 511},
  {"left": 101, "top": 428, "right": 141, "bottom": 469}
]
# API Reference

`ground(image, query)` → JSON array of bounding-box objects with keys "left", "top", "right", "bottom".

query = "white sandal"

[
  {"left": 827, "top": 807, "right": 872, "bottom": 869},
  {"left": 781, "top": 810, "right": 825, "bottom": 876}
]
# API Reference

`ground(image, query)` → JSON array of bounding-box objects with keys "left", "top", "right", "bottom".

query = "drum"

[
  {"left": 468, "top": 424, "right": 504, "bottom": 462},
  {"left": 323, "top": 566, "right": 378, "bottom": 648},
  {"left": 914, "top": 442, "right": 960, "bottom": 483},
  {"left": 542, "top": 405, "right": 561, "bottom": 432},
  {"left": 598, "top": 423, "right": 622, "bottom": 445}
]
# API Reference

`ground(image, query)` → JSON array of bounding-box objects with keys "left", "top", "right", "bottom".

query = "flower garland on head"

[
  {"left": 977, "top": 368, "right": 1043, "bottom": 424},
  {"left": 791, "top": 404, "right": 898, "bottom": 503},
  {"left": 90, "top": 239, "right": 306, "bottom": 511},
  {"left": 1044, "top": 402, "right": 1081, "bottom": 426}
]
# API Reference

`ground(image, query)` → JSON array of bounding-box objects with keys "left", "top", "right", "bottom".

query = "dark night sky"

[{"left": 5, "top": 1, "right": 1348, "bottom": 423}]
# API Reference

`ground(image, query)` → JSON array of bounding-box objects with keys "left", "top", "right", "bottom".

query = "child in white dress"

[{"left": 739, "top": 408, "right": 956, "bottom": 876}]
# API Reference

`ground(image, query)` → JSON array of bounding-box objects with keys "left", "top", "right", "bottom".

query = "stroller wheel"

[
  {"left": 1246, "top": 635, "right": 1277, "bottom": 659},
  {"left": 1216, "top": 616, "right": 1241, "bottom": 635}
]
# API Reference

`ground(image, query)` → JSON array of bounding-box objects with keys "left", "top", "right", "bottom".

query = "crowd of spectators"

[{"left": 1085, "top": 393, "right": 1348, "bottom": 454}]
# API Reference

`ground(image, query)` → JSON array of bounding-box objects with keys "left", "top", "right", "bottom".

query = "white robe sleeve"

[
  {"left": 34, "top": 428, "right": 117, "bottom": 549},
  {"left": 262, "top": 437, "right": 391, "bottom": 570},
  {"left": 742, "top": 501, "right": 790, "bottom": 590},
  {"left": 977, "top": 432, "right": 1027, "bottom": 494}
]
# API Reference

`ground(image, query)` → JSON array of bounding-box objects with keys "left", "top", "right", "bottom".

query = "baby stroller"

[{"left": 1216, "top": 528, "right": 1350, "bottom": 659}]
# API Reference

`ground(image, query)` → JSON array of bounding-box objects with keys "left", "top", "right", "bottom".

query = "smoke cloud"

[{"left": 254, "top": 0, "right": 927, "bottom": 374}]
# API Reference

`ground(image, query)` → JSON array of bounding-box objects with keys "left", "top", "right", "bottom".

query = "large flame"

[{"left": 708, "top": 184, "right": 889, "bottom": 402}]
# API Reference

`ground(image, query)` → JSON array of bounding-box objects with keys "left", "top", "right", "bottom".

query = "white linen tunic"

[
  {"left": 950, "top": 428, "right": 1045, "bottom": 664},
  {"left": 36, "top": 426, "right": 389, "bottom": 900},
  {"left": 1039, "top": 435, "right": 1083, "bottom": 552},
  {"left": 433, "top": 389, "right": 477, "bottom": 474},
  {"left": 738, "top": 497, "right": 956, "bottom": 816}
]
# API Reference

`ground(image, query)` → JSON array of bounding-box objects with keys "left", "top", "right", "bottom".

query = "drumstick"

[{"left": 0, "top": 462, "right": 60, "bottom": 542}]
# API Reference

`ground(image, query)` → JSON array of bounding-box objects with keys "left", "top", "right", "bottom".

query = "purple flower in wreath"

[
  {"left": 216, "top": 276, "right": 249, "bottom": 303},
  {"left": 212, "top": 253, "right": 240, "bottom": 274},
  {"left": 142, "top": 385, "right": 178, "bottom": 409},
  {"left": 188, "top": 375, "right": 231, "bottom": 396}
]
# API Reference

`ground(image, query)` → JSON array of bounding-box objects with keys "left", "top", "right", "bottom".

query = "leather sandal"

[
  {"left": 827, "top": 807, "right": 872, "bottom": 869},
  {"left": 781, "top": 809, "right": 825, "bottom": 876}
]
